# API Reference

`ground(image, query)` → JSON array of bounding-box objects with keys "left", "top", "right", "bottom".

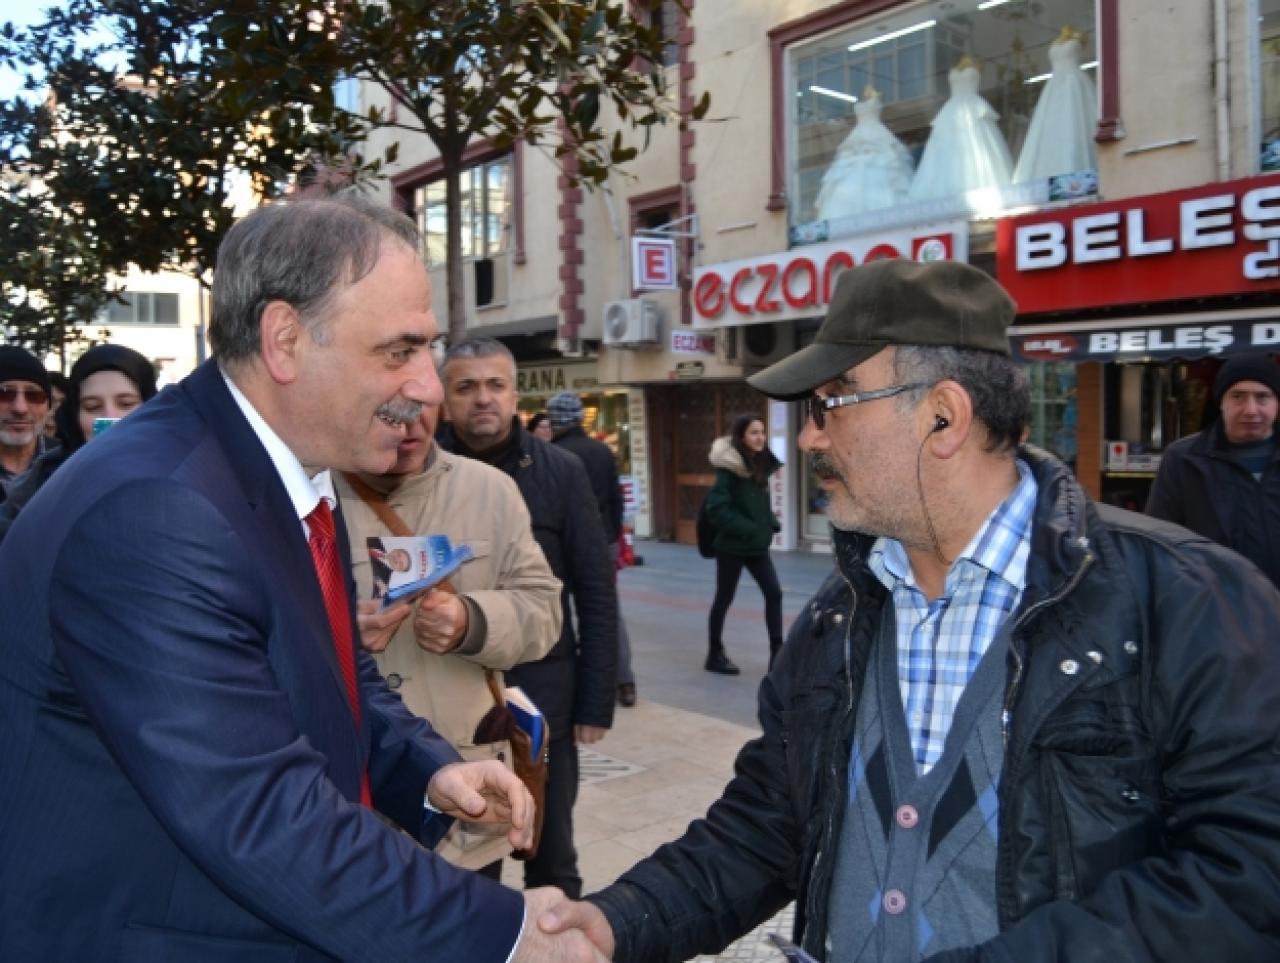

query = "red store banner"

[
  {"left": 996, "top": 173, "right": 1280, "bottom": 315},
  {"left": 692, "top": 222, "right": 967, "bottom": 328}
]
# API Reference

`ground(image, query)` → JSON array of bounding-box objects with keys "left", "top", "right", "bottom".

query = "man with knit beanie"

[
  {"left": 0, "top": 345, "right": 53, "bottom": 503},
  {"left": 1147, "top": 353, "right": 1280, "bottom": 587}
]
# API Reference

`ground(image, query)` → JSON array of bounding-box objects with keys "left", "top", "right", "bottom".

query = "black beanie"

[
  {"left": 0, "top": 345, "right": 52, "bottom": 394},
  {"left": 55, "top": 344, "right": 159, "bottom": 450},
  {"left": 1213, "top": 354, "right": 1280, "bottom": 406}
]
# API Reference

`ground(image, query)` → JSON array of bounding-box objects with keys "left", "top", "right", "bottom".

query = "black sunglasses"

[
  {"left": 0, "top": 385, "right": 49, "bottom": 406},
  {"left": 805, "top": 382, "right": 927, "bottom": 430}
]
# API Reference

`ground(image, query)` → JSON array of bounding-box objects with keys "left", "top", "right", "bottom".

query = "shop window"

[
  {"left": 518, "top": 389, "right": 632, "bottom": 474},
  {"left": 1261, "top": 0, "right": 1280, "bottom": 171},
  {"left": 1026, "top": 361, "right": 1077, "bottom": 471},
  {"left": 788, "top": 0, "right": 1098, "bottom": 240},
  {"left": 639, "top": 0, "right": 681, "bottom": 68},
  {"left": 410, "top": 155, "right": 512, "bottom": 268}
]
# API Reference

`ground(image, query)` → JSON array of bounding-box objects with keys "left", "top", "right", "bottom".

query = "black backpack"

[{"left": 696, "top": 493, "right": 716, "bottom": 559}]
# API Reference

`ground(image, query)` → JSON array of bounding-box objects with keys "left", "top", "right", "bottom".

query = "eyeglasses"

[
  {"left": 806, "top": 382, "right": 927, "bottom": 429},
  {"left": 0, "top": 385, "right": 49, "bottom": 406}
]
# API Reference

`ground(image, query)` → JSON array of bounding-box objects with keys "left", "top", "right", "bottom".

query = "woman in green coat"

[{"left": 704, "top": 413, "right": 784, "bottom": 674}]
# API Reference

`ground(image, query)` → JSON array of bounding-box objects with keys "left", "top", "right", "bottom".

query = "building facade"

[{"left": 360, "top": 0, "right": 1280, "bottom": 547}]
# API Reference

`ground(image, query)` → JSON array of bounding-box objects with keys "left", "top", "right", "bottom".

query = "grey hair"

[
  {"left": 441, "top": 338, "right": 517, "bottom": 380},
  {"left": 892, "top": 345, "right": 1029, "bottom": 453},
  {"left": 210, "top": 193, "right": 421, "bottom": 365}
]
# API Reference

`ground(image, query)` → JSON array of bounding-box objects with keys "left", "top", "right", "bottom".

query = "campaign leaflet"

[
  {"left": 367, "top": 534, "right": 474, "bottom": 608},
  {"left": 503, "top": 685, "right": 547, "bottom": 763}
]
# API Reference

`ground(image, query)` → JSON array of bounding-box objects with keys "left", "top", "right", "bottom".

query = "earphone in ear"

[{"left": 933, "top": 416, "right": 949, "bottom": 432}]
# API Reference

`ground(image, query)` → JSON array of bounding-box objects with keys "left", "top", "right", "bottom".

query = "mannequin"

[
  {"left": 815, "top": 86, "right": 914, "bottom": 220},
  {"left": 908, "top": 56, "right": 1014, "bottom": 202},
  {"left": 1013, "top": 26, "right": 1098, "bottom": 182}
]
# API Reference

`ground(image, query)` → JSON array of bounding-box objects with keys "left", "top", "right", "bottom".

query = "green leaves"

[{"left": 0, "top": 0, "right": 708, "bottom": 350}]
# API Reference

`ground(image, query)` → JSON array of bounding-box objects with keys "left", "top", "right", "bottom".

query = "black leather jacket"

[{"left": 589, "top": 448, "right": 1280, "bottom": 962}]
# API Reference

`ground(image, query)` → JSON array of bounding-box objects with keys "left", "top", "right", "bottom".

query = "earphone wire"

[{"left": 916, "top": 430, "right": 952, "bottom": 567}]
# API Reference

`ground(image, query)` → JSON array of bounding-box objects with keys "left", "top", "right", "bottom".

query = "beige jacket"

[{"left": 336, "top": 446, "right": 562, "bottom": 868}]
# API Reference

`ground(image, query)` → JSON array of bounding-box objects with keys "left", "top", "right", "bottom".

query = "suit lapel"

[{"left": 183, "top": 361, "right": 369, "bottom": 777}]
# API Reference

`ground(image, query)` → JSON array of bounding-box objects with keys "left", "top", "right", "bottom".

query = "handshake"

[
  {"left": 513, "top": 888, "right": 614, "bottom": 962},
  {"left": 426, "top": 763, "right": 613, "bottom": 960}
]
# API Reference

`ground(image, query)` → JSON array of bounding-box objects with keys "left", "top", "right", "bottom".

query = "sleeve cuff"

[{"left": 453, "top": 596, "right": 488, "bottom": 656}]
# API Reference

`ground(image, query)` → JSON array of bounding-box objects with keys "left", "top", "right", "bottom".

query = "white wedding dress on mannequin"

[
  {"left": 907, "top": 60, "right": 1013, "bottom": 202},
  {"left": 1013, "top": 31, "right": 1097, "bottom": 182},
  {"left": 814, "top": 89, "right": 914, "bottom": 221}
]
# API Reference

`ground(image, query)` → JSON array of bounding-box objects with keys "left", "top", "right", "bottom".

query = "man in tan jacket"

[{"left": 337, "top": 401, "right": 562, "bottom": 877}]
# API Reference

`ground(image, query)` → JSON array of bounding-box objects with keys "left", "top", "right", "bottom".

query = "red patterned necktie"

[{"left": 306, "top": 499, "right": 373, "bottom": 807}]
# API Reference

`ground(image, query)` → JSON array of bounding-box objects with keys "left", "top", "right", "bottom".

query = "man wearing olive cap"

[{"left": 542, "top": 258, "right": 1280, "bottom": 962}]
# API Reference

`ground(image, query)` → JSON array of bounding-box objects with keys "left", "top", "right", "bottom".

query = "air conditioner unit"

[
  {"left": 602, "top": 298, "right": 662, "bottom": 347},
  {"left": 717, "top": 323, "right": 794, "bottom": 366}
]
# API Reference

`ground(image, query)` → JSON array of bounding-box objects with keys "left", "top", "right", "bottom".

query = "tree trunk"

[{"left": 443, "top": 152, "right": 468, "bottom": 346}]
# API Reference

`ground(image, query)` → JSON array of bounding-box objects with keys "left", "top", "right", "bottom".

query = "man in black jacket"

[
  {"left": 546, "top": 389, "right": 637, "bottom": 707},
  {"left": 438, "top": 339, "right": 618, "bottom": 900},
  {"left": 540, "top": 260, "right": 1280, "bottom": 962},
  {"left": 1146, "top": 354, "right": 1280, "bottom": 588}
]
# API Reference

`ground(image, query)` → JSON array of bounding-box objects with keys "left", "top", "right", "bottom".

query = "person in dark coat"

[
  {"left": 438, "top": 339, "right": 617, "bottom": 901},
  {"left": 703, "top": 412, "right": 784, "bottom": 674},
  {"left": 0, "top": 343, "right": 158, "bottom": 544},
  {"left": 541, "top": 258, "right": 1280, "bottom": 963},
  {"left": 1146, "top": 353, "right": 1280, "bottom": 588},
  {"left": 546, "top": 389, "right": 636, "bottom": 707}
]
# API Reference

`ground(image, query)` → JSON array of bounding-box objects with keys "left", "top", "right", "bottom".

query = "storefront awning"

[{"left": 1009, "top": 306, "right": 1280, "bottom": 363}]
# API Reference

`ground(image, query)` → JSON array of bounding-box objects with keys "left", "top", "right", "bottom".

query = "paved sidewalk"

[
  {"left": 615, "top": 540, "right": 834, "bottom": 729},
  {"left": 502, "top": 696, "right": 795, "bottom": 961},
  {"left": 503, "top": 541, "right": 831, "bottom": 959}
]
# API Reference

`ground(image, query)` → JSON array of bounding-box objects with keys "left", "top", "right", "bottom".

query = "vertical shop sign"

[{"left": 632, "top": 237, "right": 678, "bottom": 290}]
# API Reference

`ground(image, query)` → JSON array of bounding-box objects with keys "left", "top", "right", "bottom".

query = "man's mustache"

[
  {"left": 375, "top": 398, "right": 424, "bottom": 426},
  {"left": 810, "top": 452, "right": 842, "bottom": 481}
]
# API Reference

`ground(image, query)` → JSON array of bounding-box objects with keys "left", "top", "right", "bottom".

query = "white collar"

[{"left": 220, "top": 367, "right": 334, "bottom": 523}]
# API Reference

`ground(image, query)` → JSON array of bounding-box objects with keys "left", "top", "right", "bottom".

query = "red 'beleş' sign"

[{"left": 995, "top": 173, "right": 1280, "bottom": 315}]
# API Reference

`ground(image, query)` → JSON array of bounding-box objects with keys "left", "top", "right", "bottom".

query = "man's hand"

[
  {"left": 513, "top": 888, "right": 612, "bottom": 962},
  {"left": 356, "top": 599, "right": 412, "bottom": 653},
  {"left": 575, "top": 725, "right": 608, "bottom": 746},
  {"left": 536, "top": 891, "right": 616, "bottom": 960},
  {"left": 413, "top": 588, "right": 468, "bottom": 653},
  {"left": 426, "top": 760, "right": 534, "bottom": 852}
]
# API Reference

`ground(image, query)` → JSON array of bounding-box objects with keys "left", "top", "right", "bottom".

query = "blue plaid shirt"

[{"left": 868, "top": 460, "right": 1037, "bottom": 774}]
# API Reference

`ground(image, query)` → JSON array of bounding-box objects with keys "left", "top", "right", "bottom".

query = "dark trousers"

[
  {"left": 708, "top": 552, "right": 783, "bottom": 654},
  {"left": 519, "top": 731, "right": 581, "bottom": 898}
]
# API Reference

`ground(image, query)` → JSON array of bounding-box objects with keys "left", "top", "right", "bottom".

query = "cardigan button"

[
  {"left": 895, "top": 804, "right": 919, "bottom": 829},
  {"left": 1059, "top": 659, "right": 1080, "bottom": 675},
  {"left": 883, "top": 889, "right": 907, "bottom": 915}
]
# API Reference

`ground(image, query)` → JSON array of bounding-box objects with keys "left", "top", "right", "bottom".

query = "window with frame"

[
  {"left": 789, "top": 0, "right": 1097, "bottom": 236},
  {"left": 635, "top": 0, "right": 681, "bottom": 68},
  {"left": 411, "top": 154, "right": 512, "bottom": 267},
  {"left": 1261, "top": 0, "right": 1280, "bottom": 171},
  {"left": 102, "top": 292, "right": 180, "bottom": 325}
]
